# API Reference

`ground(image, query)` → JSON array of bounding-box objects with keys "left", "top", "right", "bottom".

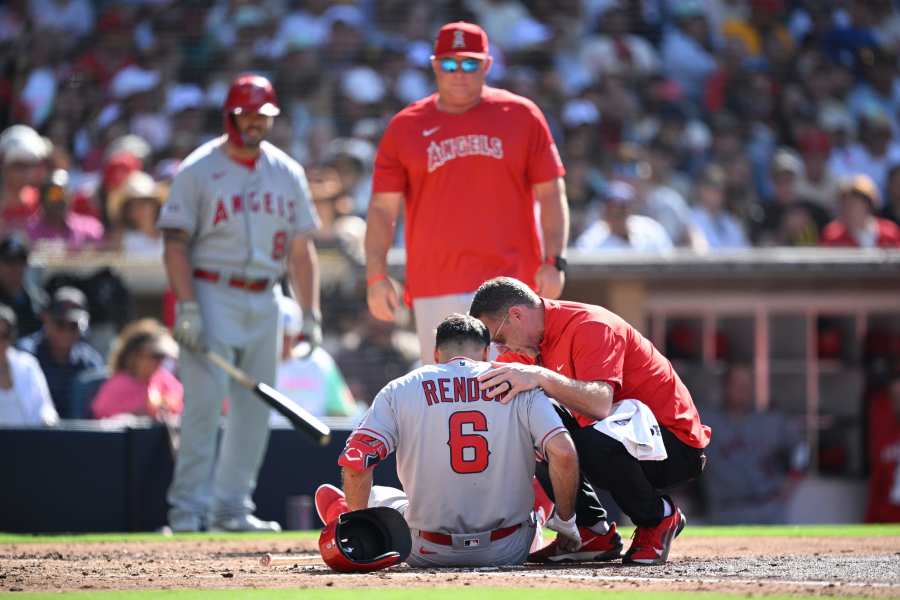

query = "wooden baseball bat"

[
  {"left": 204, "top": 350, "right": 331, "bottom": 446},
  {"left": 259, "top": 553, "right": 323, "bottom": 567}
]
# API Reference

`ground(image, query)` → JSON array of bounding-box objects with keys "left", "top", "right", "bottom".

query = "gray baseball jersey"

[
  {"left": 341, "top": 357, "right": 567, "bottom": 534},
  {"left": 162, "top": 135, "right": 319, "bottom": 529},
  {"left": 157, "top": 136, "right": 319, "bottom": 278}
]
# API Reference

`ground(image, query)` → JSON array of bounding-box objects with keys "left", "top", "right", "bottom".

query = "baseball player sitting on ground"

[{"left": 315, "top": 313, "right": 581, "bottom": 567}]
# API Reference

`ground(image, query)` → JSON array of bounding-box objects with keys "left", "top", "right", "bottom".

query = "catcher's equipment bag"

[{"left": 318, "top": 507, "right": 412, "bottom": 572}]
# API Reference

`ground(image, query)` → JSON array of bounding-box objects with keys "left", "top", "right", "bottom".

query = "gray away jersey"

[
  {"left": 157, "top": 137, "right": 320, "bottom": 279},
  {"left": 351, "top": 357, "right": 567, "bottom": 534}
]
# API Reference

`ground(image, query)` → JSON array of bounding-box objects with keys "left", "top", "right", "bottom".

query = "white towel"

[{"left": 593, "top": 399, "right": 667, "bottom": 461}]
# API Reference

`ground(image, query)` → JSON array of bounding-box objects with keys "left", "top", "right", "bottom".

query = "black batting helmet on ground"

[{"left": 318, "top": 507, "right": 411, "bottom": 573}]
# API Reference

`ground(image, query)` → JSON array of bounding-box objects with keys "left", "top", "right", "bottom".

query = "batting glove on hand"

[
  {"left": 173, "top": 301, "right": 204, "bottom": 352},
  {"left": 545, "top": 509, "right": 581, "bottom": 552},
  {"left": 301, "top": 311, "right": 322, "bottom": 349}
]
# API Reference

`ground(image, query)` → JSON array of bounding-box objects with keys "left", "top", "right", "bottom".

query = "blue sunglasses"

[{"left": 439, "top": 57, "right": 482, "bottom": 73}]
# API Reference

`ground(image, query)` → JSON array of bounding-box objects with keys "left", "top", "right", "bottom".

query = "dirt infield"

[{"left": 2, "top": 535, "right": 899, "bottom": 597}]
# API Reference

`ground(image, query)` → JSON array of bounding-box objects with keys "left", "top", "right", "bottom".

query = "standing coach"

[{"left": 364, "top": 21, "right": 570, "bottom": 364}]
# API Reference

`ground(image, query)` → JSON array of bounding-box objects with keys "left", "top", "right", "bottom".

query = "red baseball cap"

[
  {"left": 433, "top": 21, "right": 489, "bottom": 59},
  {"left": 797, "top": 129, "right": 831, "bottom": 156}
]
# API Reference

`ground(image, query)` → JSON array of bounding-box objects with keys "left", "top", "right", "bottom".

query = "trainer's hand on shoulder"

[
  {"left": 535, "top": 263, "right": 564, "bottom": 299},
  {"left": 477, "top": 362, "right": 543, "bottom": 403},
  {"left": 367, "top": 277, "right": 400, "bottom": 321},
  {"left": 545, "top": 509, "right": 581, "bottom": 552},
  {"left": 173, "top": 301, "right": 204, "bottom": 352}
]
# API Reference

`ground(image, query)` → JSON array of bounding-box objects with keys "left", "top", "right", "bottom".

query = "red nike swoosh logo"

[{"left": 419, "top": 546, "right": 437, "bottom": 555}]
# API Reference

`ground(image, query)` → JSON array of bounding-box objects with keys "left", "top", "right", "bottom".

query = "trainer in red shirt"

[
  {"left": 470, "top": 276, "right": 711, "bottom": 566},
  {"left": 820, "top": 174, "right": 900, "bottom": 248},
  {"left": 365, "top": 21, "right": 569, "bottom": 364}
]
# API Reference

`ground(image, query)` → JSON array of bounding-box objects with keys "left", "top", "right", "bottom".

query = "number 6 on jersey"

[{"left": 448, "top": 410, "right": 490, "bottom": 473}]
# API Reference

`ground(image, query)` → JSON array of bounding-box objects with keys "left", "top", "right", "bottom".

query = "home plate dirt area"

[{"left": 2, "top": 535, "right": 899, "bottom": 596}]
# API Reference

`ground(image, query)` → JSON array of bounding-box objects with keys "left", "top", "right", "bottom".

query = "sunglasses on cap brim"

[{"left": 438, "top": 57, "right": 482, "bottom": 73}]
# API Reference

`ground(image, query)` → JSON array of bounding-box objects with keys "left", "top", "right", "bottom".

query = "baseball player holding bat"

[
  {"left": 365, "top": 21, "right": 569, "bottom": 364},
  {"left": 158, "top": 74, "right": 321, "bottom": 532},
  {"left": 315, "top": 314, "right": 581, "bottom": 568}
]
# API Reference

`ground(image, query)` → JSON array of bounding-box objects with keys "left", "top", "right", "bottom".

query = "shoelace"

[{"left": 630, "top": 523, "right": 659, "bottom": 548}]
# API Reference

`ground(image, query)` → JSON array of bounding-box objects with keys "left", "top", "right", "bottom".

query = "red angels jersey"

[
  {"left": 338, "top": 357, "right": 567, "bottom": 533},
  {"left": 538, "top": 299, "right": 711, "bottom": 449},
  {"left": 372, "top": 87, "right": 565, "bottom": 299},
  {"left": 157, "top": 137, "right": 319, "bottom": 279}
]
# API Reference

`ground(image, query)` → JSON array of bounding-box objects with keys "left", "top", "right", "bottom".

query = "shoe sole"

[
  {"left": 623, "top": 510, "right": 686, "bottom": 566},
  {"left": 528, "top": 541, "right": 624, "bottom": 563}
]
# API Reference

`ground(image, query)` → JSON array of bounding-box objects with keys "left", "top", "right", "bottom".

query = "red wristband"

[{"left": 367, "top": 273, "right": 388, "bottom": 287}]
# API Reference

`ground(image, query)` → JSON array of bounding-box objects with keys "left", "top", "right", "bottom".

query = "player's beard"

[{"left": 240, "top": 128, "right": 266, "bottom": 148}]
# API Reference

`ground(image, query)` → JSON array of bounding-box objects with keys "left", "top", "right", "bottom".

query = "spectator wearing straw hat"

[
  {"left": 821, "top": 174, "right": 900, "bottom": 248},
  {"left": 106, "top": 171, "right": 165, "bottom": 256}
]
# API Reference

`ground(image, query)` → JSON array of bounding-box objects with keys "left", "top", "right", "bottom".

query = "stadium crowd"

[{"left": 1, "top": 0, "right": 900, "bottom": 522}]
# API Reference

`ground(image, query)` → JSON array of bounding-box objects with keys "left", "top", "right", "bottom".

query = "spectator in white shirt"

[
  {"left": 0, "top": 304, "right": 57, "bottom": 426},
  {"left": 576, "top": 180, "right": 673, "bottom": 252},
  {"left": 690, "top": 164, "right": 750, "bottom": 250}
]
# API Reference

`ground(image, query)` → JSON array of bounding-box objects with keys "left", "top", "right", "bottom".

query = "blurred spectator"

[
  {"left": 273, "top": 296, "right": 358, "bottom": 421},
  {"left": 721, "top": 0, "right": 794, "bottom": 60},
  {"left": 575, "top": 180, "right": 673, "bottom": 251},
  {"left": 822, "top": 0, "right": 881, "bottom": 77},
  {"left": 106, "top": 171, "right": 165, "bottom": 256},
  {"left": 701, "top": 363, "right": 808, "bottom": 524},
  {"left": 0, "top": 125, "right": 50, "bottom": 232},
  {"left": 794, "top": 129, "right": 839, "bottom": 214},
  {"left": 828, "top": 112, "right": 900, "bottom": 198},
  {"left": 757, "top": 148, "right": 828, "bottom": 246},
  {"left": 0, "top": 233, "right": 45, "bottom": 337},
  {"left": 579, "top": 3, "right": 660, "bottom": 82},
  {"left": 865, "top": 369, "right": 900, "bottom": 523},
  {"left": 820, "top": 174, "right": 900, "bottom": 247},
  {"left": 661, "top": 2, "right": 718, "bottom": 105},
  {"left": 16, "top": 285, "right": 104, "bottom": 418},
  {"left": 72, "top": 8, "right": 135, "bottom": 87},
  {"left": 638, "top": 140, "right": 707, "bottom": 249},
  {"left": 847, "top": 49, "right": 899, "bottom": 127},
  {"left": 689, "top": 164, "right": 749, "bottom": 249},
  {"left": 91, "top": 318, "right": 182, "bottom": 420},
  {"left": 0, "top": 303, "right": 57, "bottom": 426},
  {"left": 882, "top": 163, "right": 900, "bottom": 226},
  {"left": 322, "top": 137, "right": 375, "bottom": 216},
  {"left": 26, "top": 168, "right": 104, "bottom": 250},
  {"left": 28, "top": 0, "right": 94, "bottom": 41},
  {"left": 336, "top": 312, "right": 417, "bottom": 405}
]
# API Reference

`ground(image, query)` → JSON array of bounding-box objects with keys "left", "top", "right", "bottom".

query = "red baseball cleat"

[
  {"left": 314, "top": 484, "right": 349, "bottom": 526},
  {"left": 527, "top": 522, "right": 623, "bottom": 563},
  {"left": 623, "top": 500, "right": 686, "bottom": 565}
]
